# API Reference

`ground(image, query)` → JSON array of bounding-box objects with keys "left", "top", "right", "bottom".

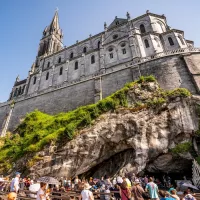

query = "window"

[
  {"left": 144, "top": 39, "right": 150, "bottom": 48},
  {"left": 116, "top": 21, "right": 119, "bottom": 25},
  {"left": 58, "top": 57, "right": 61, "bottom": 63},
  {"left": 122, "top": 48, "right": 126, "bottom": 54},
  {"left": 113, "top": 34, "right": 118, "bottom": 40},
  {"left": 22, "top": 85, "right": 26, "bottom": 94},
  {"left": 110, "top": 53, "right": 113, "bottom": 59},
  {"left": 46, "top": 72, "right": 49, "bottom": 80},
  {"left": 70, "top": 52, "right": 74, "bottom": 59},
  {"left": 14, "top": 88, "right": 18, "bottom": 97},
  {"left": 168, "top": 37, "right": 174, "bottom": 46},
  {"left": 98, "top": 41, "right": 101, "bottom": 49},
  {"left": 59, "top": 67, "right": 63, "bottom": 75},
  {"left": 91, "top": 55, "right": 95, "bottom": 64},
  {"left": 121, "top": 43, "right": 126, "bottom": 47},
  {"left": 47, "top": 62, "right": 50, "bottom": 68},
  {"left": 109, "top": 47, "right": 113, "bottom": 52},
  {"left": 33, "top": 76, "right": 37, "bottom": 85},
  {"left": 178, "top": 35, "right": 185, "bottom": 45},
  {"left": 18, "top": 87, "right": 22, "bottom": 95},
  {"left": 140, "top": 24, "right": 146, "bottom": 34},
  {"left": 83, "top": 47, "right": 87, "bottom": 53},
  {"left": 75, "top": 61, "right": 78, "bottom": 70}
]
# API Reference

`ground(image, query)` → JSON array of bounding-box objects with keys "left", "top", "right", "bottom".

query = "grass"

[
  {"left": 171, "top": 142, "right": 192, "bottom": 154},
  {"left": 0, "top": 75, "right": 191, "bottom": 173}
]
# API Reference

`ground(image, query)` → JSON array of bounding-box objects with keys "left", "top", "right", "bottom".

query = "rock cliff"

[
  {"left": 29, "top": 81, "right": 198, "bottom": 178},
  {"left": 1, "top": 77, "right": 199, "bottom": 178}
]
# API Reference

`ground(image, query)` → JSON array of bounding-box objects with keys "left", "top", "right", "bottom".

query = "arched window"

[
  {"left": 83, "top": 47, "right": 87, "bottom": 53},
  {"left": 18, "top": 87, "right": 22, "bottom": 95},
  {"left": 14, "top": 88, "right": 18, "bottom": 97},
  {"left": 33, "top": 76, "right": 37, "bottom": 85},
  {"left": 144, "top": 39, "right": 150, "bottom": 48},
  {"left": 58, "top": 57, "right": 61, "bottom": 63},
  {"left": 116, "top": 21, "right": 119, "bottom": 25},
  {"left": 110, "top": 53, "right": 113, "bottom": 59},
  {"left": 178, "top": 35, "right": 185, "bottom": 45},
  {"left": 140, "top": 24, "right": 146, "bottom": 34},
  {"left": 75, "top": 61, "right": 78, "bottom": 70},
  {"left": 70, "top": 52, "right": 74, "bottom": 59},
  {"left": 59, "top": 67, "right": 63, "bottom": 75},
  {"left": 22, "top": 85, "right": 26, "bottom": 94},
  {"left": 47, "top": 62, "right": 50, "bottom": 68},
  {"left": 168, "top": 37, "right": 174, "bottom": 46},
  {"left": 122, "top": 48, "right": 126, "bottom": 54},
  {"left": 91, "top": 55, "right": 95, "bottom": 64},
  {"left": 46, "top": 72, "right": 49, "bottom": 80},
  {"left": 98, "top": 41, "right": 101, "bottom": 49}
]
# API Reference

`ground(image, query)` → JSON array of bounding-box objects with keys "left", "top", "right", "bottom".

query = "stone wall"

[{"left": 0, "top": 53, "right": 199, "bottom": 133}]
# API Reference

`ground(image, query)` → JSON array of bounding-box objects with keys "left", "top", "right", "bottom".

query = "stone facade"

[{"left": 0, "top": 11, "right": 200, "bottom": 135}]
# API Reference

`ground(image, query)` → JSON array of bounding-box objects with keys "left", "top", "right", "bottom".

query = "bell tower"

[{"left": 37, "top": 9, "right": 63, "bottom": 58}]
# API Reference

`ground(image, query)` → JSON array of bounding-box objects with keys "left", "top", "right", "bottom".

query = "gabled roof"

[
  {"left": 108, "top": 17, "right": 128, "bottom": 30},
  {"left": 14, "top": 79, "right": 27, "bottom": 86}
]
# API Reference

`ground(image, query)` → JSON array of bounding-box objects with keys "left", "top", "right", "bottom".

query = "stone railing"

[{"left": 130, "top": 47, "right": 200, "bottom": 66}]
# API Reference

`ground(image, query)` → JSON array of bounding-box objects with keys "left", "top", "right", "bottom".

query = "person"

[
  {"left": 10, "top": 172, "right": 21, "bottom": 193},
  {"left": 37, "top": 182, "right": 47, "bottom": 200},
  {"left": 119, "top": 181, "right": 131, "bottom": 200},
  {"left": 79, "top": 183, "right": 94, "bottom": 200},
  {"left": 159, "top": 190, "right": 175, "bottom": 200},
  {"left": 145, "top": 177, "right": 159, "bottom": 200},
  {"left": 168, "top": 185, "right": 175, "bottom": 194},
  {"left": 52, "top": 185, "right": 61, "bottom": 200},
  {"left": 183, "top": 191, "right": 196, "bottom": 200},
  {"left": 132, "top": 179, "right": 145, "bottom": 200},
  {"left": 7, "top": 192, "right": 17, "bottom": 200},
  {"left": 168, "top": 189, "right": 180, "bottom": 200},
  {"left": 117, "top": 176, "right": 123, "bottom": 186},
  {"left": 111, "top": 184, "right": 120, "bottom": 200},
  {"left": 100, "top": 185, "right": 110, "bottom": 200}
]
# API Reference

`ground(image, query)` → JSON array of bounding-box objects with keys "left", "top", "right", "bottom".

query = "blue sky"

[{"left": 0, "top": 0, "right": 200, "bottom": 102}]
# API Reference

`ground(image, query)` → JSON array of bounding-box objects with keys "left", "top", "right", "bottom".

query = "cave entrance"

[{"left": 79, "top": 148, "right": 137, "bottom": 179}]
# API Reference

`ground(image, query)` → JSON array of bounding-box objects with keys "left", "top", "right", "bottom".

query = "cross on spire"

[{"left": 55, "top": 7, "right": 59, "bottom": 12}]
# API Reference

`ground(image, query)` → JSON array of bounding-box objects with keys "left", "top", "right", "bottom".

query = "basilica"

[{"left": 9, "top": 10, "right": 194, "bottom": 100}]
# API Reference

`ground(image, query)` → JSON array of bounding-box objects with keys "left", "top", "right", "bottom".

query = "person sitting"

[
  {"left": 183, "top": 191, "right": 196, "bottom": 200},
  {"left": 168, "top": 189, "right": 180, "bottom": 200},
  {"left": 159, "top": 190, "right": 175, "bottom": 200}
]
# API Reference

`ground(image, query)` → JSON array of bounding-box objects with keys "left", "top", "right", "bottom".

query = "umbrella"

[
  {"left": 29, "top": 183, "right": 40, "bottom": 192},
  {"left": 182, "top": 183, "right": 199, "bottom": 190},
  {"left": 37, "top": 177, "right": 59, "bottom": 185}
]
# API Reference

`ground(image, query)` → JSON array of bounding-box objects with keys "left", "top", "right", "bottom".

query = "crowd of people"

[{"left": 0, "top": 172, "right": 198, "bottom": 200}]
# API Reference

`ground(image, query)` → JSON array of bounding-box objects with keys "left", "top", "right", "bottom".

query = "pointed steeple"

[
  {"left": 37, "top": 9, "right": 64, "bottom": 58},
  {"left": 49, "top": 10, "right": 60, "bottom": 33}
]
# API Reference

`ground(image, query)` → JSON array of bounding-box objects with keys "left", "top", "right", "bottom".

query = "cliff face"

[{"left": 21, "top": 81, "right": 198, "bottom": 178}]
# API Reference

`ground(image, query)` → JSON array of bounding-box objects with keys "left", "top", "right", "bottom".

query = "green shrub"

[
  {"left": 147, "top": 97, "right": 166, "bottom": 108},
  {"left": 171, "top": 142, "right": 192, "bottom": 154}
]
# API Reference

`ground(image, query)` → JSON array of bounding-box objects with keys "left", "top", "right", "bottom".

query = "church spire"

[
  {"left": 37, "top": 9, "right": 63, "bottom": 58},
  {"left": 49, "top": 9, "right": 60, "bottom": 33}
]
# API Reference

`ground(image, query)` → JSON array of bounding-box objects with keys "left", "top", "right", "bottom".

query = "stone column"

[
  {"left": 80, "top": 54, "right": 85, "bottom": 78},
  {"left": 133, "top": 27, "right": 146, "bottom": 58},
  {"left": 94, "top": 76, "right": 102, "bottom": 103},
  {"left": 65, "top": 60, "right": 69, "bottom": 82}
]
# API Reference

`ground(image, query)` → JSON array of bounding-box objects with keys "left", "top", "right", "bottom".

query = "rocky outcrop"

[{"left": 20, "top": 82, "right": 198, "bottom": 179}]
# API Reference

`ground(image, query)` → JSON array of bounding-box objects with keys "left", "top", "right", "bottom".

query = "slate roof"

[{"left": 14, "top": 79, "right": 27, "bottom": 86}]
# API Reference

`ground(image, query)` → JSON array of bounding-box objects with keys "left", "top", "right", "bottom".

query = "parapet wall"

[{"left": 0, "top": 53, "right": 199, "bottom": 133}]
